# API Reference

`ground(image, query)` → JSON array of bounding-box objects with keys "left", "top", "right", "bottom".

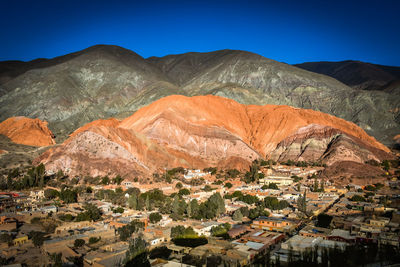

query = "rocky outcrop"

[
  {"left": 37, "top": 95, "right": 392, "bottom": 178},
  {"left": 0, "top": 116, "right": 55, "bottom": 146},
  {"left": 272, "top": 124, "right": 391, "bottom": 165}
]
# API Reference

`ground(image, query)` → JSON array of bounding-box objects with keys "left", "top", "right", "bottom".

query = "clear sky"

[{"left": 1, "top": 0, "right": 399, "bottom": 66}]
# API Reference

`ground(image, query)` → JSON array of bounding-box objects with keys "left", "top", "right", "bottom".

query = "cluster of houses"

[{"left": 1, "top": 165, "right": 399, "bottom": 266}]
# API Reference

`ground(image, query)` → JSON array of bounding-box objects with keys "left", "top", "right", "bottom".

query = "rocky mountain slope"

[
  {"left": 0, "top": 45, "right": 399, "bottom": 145},
  {"left": 36, "top": 95, "right": 392, "bottom": 178},
  {"left": 0, "top": 117, "right": 55, "bottom": 146},
  {"left": 295, "top": 60, "right": 400, "bottom": 92}
]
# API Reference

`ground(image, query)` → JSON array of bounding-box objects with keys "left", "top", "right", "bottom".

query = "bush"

[
  {"left": 316, "top": 213, "right": 333, "bottom": 228},
  {"left": 149, "top": 212, "right": 162, "bottom": 224},
  {"left": 350, "top": 195, "right": 366, "bottom": 202},
  {"left": 74, "top": 238, "right": 85, "bottom": 248},
  {"left": 113, "top": 207, "right": 124, "bottom": 214},
  {"left": 178, "top": 188, "right": 190, "bottom": 195},
  {"left": 224, "top": 182, "right": 233, "bottom": 189},
  {"left": 89, "top": 237, "right": 101, "bottom": 244},
  {"left": 261, "top": 183, "right": 279, "bottom": 190}
]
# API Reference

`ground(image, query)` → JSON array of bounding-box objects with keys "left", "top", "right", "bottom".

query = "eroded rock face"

[
  {"left": 0, "top": 116, "right": 55, "bottom": 146},
  {"left": 272, "top": 124, "right": 391, "bottom": 165},
  {"left": 36, "top": 95, "right": 392, "bottom": 178}
]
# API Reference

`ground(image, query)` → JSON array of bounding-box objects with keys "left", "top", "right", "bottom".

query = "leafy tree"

[
  {"left": 128, "top": 194, "right": 138, "bottom": 210},
  {"left": 291, "top": 175, "right": 302, "bottom": 182},
  {"left": 113, "top": 207, "right": 124, "bottom": 214},
  {"left": 58, "top": 213, "right": 75, "bottom": 222},
  {"left": 113, "top": 175, "right": 123, "bottom": 185},
  {"left": 74, "top": 238, "right": 85, "bottom": 248},
  {"left": 297, "top": 190, "right": 307, "bottom": 213},
  {"left": 30, "top": 231, "right": 46, "bottom": 247},
  {"left": 248, "top": 207, "right": 270, "bottom": 220},
  {"left": 175, "top": 182, "right": 183, "bottom": 189},
  {"left": 60, "top": 188, "right": 77, "bottom": 203},
  {"left": 365, "top": 185, "right": 377, "bottom": 191},
  {"left": 262, "top": 183, "right": 279, "bottom": 190},
  {"left": 226, "top": 169, "right": 240, "bottom": 178},
  {"left": 203, "top": 167, "right": 217, "bottom": 175},
  {"left": 171, "top": 225, "right": 186, "bottom": 239},
  {"left": 178, "top": 188, "right": 190, "bottom": 195},
  {"left": 89, "top": 236, "right": 101, "bottom": 244},
  {"left": 44, "top": 189, "right": 59, "bottom": 199},
  {"left": 316, "top": 213, "right": 333, "bottom": 228},
  {"left": 224, "top": 182, "right": 233, "bottom": 189},
  {"left": 124, "top": 237, "right": 150, "bottom": 266},
  {"left": 211, "top": 223, "right": 231, "bottom": 237},
  {"left": 149, "top": 212, "right": 162, "bottom": 224},
  {"left": 118, "top": 220, "right": 145, "bottom": 241},
  {"left": 189, "top": 199, "right": 199, "bottom": 218},
  {"left": 75, "top": 203, "right": 102, "bottom": 222},
  {"left": 232, "top": 209, "right": 243, "bottom": 221},
  {"left": 101, "top": 176, "right": 110, "bottom": 185},
  {"left": 382, "top": 160, "right": 390, "bottom": 171},
  {"left": 126, "top": 187, "right": 141, "bottom": 196},
  {"left": 350, "top": 195, "right": 366, "bottom": 202},
  {"left": 202, "top": 185, "right": 213, "bottom": 192}
]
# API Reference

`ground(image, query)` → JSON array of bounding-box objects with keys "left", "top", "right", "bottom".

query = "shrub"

[
  {"left": 74, "top": 239, "right": 85, "bottom": 248},
  {"left": 149, "top": 212, "right": 162, "bottom": 224}
]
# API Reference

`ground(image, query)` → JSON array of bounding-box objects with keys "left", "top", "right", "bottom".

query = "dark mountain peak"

[{"left": 296, "top": 60, "right": 400, "bottom": 90}]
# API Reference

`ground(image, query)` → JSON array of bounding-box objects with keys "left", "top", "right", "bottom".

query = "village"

[{"left": 1, "top": 160, "right": 400, "bottom": 266}]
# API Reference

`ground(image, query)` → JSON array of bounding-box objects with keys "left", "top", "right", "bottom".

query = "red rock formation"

[
  {"left": 37, "top": 95, "right": 391, "bottom": 178},
  {"left": 0, "top": 117, "right": 55, "bottom": 146}
]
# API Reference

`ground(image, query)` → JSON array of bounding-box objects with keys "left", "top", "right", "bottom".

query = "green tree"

[
  {"left": 313, "top": 179, "right": 319, "bottom": 192},
  {"left": 297, "top": 190, "right": 307, "bottom": 213},
  {"left": 44, "top": 189, "right": 59, "bottom": 199},
  {"left": 189, "top": 199, "right": 199, "bottom": 218},
  {"left": 316, "top": 213, "right": 333, "bottom": 228},
  {"left": 113, "top": 175, "right": 123, "bottom": 185},
  {"left": 175, "top": 182, "right": 183, "bottom": 189},
  {"left": 128, "top": 194, "right": 138, "bottom": 210},
  {"left": 186, "top": 201, "right": 192, "bottom": 218},
  {"left": 149, "top": 212, "right": 162, "bottom": 224},
  {"left": 178, "top": 188, "right": 190, "bottom": 195},
  {"left": 89, "top": 236, "right": 101, "bottom": 244},
  {"left": 74, "top": 239, "right": 85, "bottom": 248},
  {"left": 30, "top": 231, "right": 46, "bottom": 247},
  {"left": 60, "top": 188, "right": 77, "bottom": 203},
  {"left": 101, "top": 176, "right": 110, "bottom": 185},
  {"left": 225, "top": 182, "right": 233, "bottom": 189},
  {"left": 350, "top": 195, "right": 366, "bottom": 202},
  {"left": 124, "top": 237, "right": 150, "bottom": 266},
  {"left": 145, "top": 195, "right": 151, "bottom": 211},
  {"left": 232, "top": 209, "right": 243, "bottom": 221},
  {"left": 113, "top": 207, "right": 124, "bottom": 214},
  {"left": 76, "top": 203, "right": 102, "bottom": 221}
]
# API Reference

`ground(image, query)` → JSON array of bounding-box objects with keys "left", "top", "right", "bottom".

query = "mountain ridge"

[{"left": 0, "top": 45, "right": 399, "bottom": 145}]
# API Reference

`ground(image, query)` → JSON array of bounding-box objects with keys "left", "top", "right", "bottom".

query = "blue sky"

[{"left": 1, "top": 0, "right": 399, "bottom": 66}]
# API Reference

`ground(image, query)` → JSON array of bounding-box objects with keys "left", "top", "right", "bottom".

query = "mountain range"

[{"left": 0, "top": 45, "right": 399, "bottom": 146}]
